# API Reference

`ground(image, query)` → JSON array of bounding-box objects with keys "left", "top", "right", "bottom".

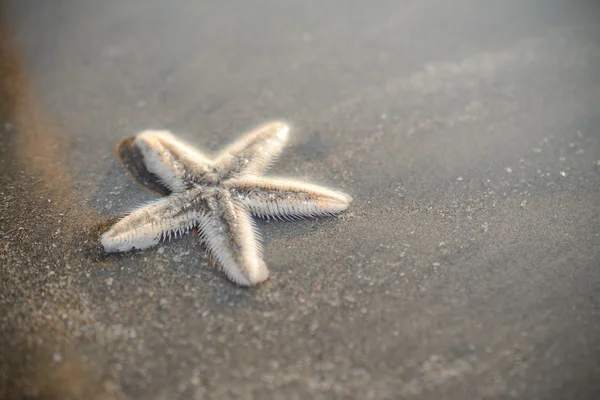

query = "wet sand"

[{"left": 1, "top": 1, "right": 600, "bottom": 399}]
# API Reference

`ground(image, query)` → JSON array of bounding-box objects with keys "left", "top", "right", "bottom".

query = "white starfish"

[{"left": 101, "top": 121, "right": 352, "bottom": 286}]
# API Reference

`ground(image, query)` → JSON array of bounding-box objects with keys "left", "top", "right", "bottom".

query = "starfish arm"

[
  {"left": 101, "top": 191, "right": 205, "bottom": 253},
  {"left": 132, "top": 130, "right": 217, "bottom": 191},
  {"left": 230, "top": 177, "right": 352, "bottom": 220},
  {"left": 215, "top": 121, "right": 289, "bottom": 178},
  {"left": 199, "top": 190, "right": 268, "bottom": 286}
]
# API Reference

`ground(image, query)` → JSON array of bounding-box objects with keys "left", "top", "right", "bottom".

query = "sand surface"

[{"left": 1, "top": 1, "right": 599, "bottom": 399}]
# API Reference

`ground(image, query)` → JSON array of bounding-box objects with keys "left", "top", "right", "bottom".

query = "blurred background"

[{"left": 1, "top": 1, "right": 599, "bottom": 399}]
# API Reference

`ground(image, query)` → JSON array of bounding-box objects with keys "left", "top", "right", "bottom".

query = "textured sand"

[{"left": 1, "top": 1, "right": 600, "bottom": 399}]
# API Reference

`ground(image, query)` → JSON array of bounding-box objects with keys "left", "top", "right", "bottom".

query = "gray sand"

[{"left": 1, "top": 1, "right": 599, "bottom": 399}]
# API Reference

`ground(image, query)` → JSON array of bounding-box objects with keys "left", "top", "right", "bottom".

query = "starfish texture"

[{"left": 101, "top": 121, "right": 352, "bottom": 286}]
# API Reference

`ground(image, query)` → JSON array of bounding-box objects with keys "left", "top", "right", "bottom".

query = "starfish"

[{"left": 101, "top": 121, "right": 352, "bottom": 286}]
